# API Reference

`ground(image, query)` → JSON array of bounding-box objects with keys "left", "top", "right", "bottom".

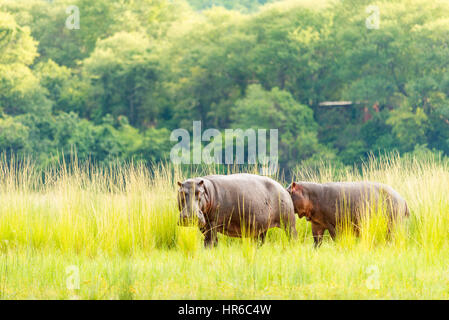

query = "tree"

[
  {"left": 0, "top": 116, "right": 31, "bottom": 157},
  {"left": 35, "top": 59, "right": 88, "bottom": 115},
  {"left": 0, "top": 11, "right": 50, "bottom": 116},
  {"left": 82, "top": 31, "right": 158, "bottom": 127},
  {"left": 231, "top": 84, "right": 335, "bottom": 169}
]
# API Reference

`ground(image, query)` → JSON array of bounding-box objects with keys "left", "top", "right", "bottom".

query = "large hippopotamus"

[
  {"left": 286, "top": 181, "right": 409, "bottom": 247},
  {"left": 177, "top": 173, "right": 297, "bottom": 247}
]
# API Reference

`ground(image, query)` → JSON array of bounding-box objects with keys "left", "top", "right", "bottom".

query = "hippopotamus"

[
  {"left": 286, "top": 181, "right": 409, "bottom": 247},
  {"left": 177, "top": 173, "right": 297, "bottom": 247}
]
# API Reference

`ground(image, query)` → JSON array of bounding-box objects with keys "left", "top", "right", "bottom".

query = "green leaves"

[
  {"left": 82, "top": 31, "right": 158, "bottom": 126},
  {"left": 0, "top": 12, "right": 38, "bottom": 65},
  {"left": 387, "top": 106, "right": 428, "bottom": 151},
  {"left": 0, "top": 115, "right": 31, "bottom": 154},
  {"left": 232, "top": 84, "right": 333, "bottom": 168},
  {"left": 1, "top": 0, "right": 449, "bottom": 169}
]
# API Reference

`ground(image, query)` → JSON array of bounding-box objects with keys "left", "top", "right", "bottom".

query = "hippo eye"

[{"left": 180, "top": 190, "right": 188, "bottom": 196}]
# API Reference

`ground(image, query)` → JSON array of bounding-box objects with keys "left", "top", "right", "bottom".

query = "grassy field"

[{"left": 0, "top": 154, "right": 448, "bottom": 299}]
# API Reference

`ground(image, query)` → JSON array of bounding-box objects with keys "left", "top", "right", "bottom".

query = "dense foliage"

[{"left": 0, "top": 0, "right": 448, "bottom": 169}]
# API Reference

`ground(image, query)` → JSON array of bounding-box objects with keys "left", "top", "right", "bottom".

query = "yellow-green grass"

[{"left": 0, "top": 153, "right": 448, "bottom": 299}]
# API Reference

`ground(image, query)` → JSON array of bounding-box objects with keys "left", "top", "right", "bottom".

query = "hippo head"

[
  {"left": 177, "top": 179, "right": 207, "bottom": 227},
  {"left": 286, "top": 182, "right": 313, "bottom": 221}
]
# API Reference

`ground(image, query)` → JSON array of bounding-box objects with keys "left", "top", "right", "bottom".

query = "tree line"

[{"left": 0, "top": 0, "right": 448, "bottom": 169}]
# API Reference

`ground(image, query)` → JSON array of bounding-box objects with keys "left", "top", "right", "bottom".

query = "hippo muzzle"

[{"left": 178, "top": 209, "right": 206, "bottom": 227}]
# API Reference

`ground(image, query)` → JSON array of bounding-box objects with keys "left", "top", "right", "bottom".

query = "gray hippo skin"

[
  {"left": 177, "top": 173, "right": 297, "bottom": 247},
  {"left": 286, "top": 181, "right": 409, "bottom": 247}
]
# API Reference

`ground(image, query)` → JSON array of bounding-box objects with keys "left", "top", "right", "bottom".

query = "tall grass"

[{"left": 0, "top": 153, "right": 448, "bottom": 299}]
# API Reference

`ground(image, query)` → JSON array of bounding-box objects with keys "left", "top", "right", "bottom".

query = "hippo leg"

[
  {"left": 353, "top": 225, "right": 361, "bottom": 237},
  {"left": 386, "top": 218, "right": 397, "bottom": 241},
  {"left": 287, "top": 223, "right": 298, "bottom": 240},
  {"left": 257, "top": 231, "right": 267, "bottom": 246},
  {"left": 311, "top": 222, "right": 325, "bottom": 248},
  {"left": 327, "top": 224, "right": 336, "bottom": 240},
  {"left": 203, "top": 228, "right": 218, "bottom": 248},
  {"left": 281, "top": 216, "right": 298, "bottom": 240}
]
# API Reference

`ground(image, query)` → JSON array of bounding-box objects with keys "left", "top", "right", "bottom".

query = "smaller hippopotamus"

[
  {"left": 177, "top": 173, "right": 297, "bottom": 247},
  {"left": 286, "top": 181, "right": 409, "bottom": 247}
]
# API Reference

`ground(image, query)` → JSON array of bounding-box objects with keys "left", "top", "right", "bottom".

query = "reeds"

[{"left": 0, "top": 152, "right": 447, "bottom": 299}]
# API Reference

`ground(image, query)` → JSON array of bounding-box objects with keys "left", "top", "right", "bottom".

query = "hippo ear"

[
  {"left": 291, "top": 182, "right": 303, "bottom": 193},
  {"left": 196, "top": 180, "right": 207, "bottom": 194},
  {"left": 195, "top": 180, "right": 204, "bottom": 193}
]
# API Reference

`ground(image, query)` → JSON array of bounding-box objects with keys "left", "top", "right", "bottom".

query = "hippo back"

[
  {"left": 322, "top": 181, "right": 409, "bottom": 221},
  {"left": 204, "top": 173, "right": 294, "bottom": 236}
]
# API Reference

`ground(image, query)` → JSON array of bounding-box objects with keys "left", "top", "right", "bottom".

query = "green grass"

[{"left": 0, "top": 153, "right": 448, "bottom": 299}]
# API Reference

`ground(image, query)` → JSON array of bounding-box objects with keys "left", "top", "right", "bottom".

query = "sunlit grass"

[{"left": 0, "top": 152, "right": 448, "bottom": 299}]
